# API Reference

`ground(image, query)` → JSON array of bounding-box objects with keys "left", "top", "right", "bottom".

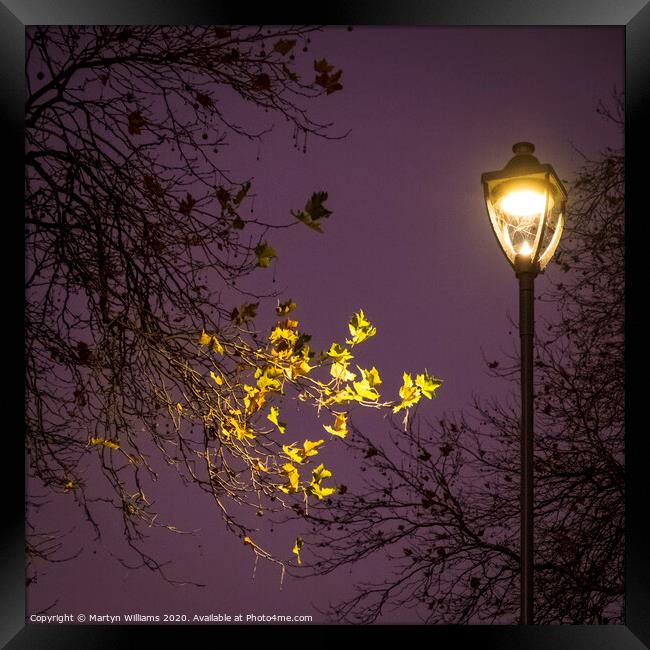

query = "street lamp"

[{"left": 481, "top": 142, "right": 567, "bottom": 625}]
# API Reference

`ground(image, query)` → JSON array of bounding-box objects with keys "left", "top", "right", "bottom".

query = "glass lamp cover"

[{"left": 481, "top": 143, "right": 567, "bottom": 271}]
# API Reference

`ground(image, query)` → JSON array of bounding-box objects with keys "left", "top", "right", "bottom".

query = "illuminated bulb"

[
  {"left": 500, "top": 190, "right": 549, "bottom": 218},
  {"left": 519, "top": 240, "right": 533, "bottom": 256}
]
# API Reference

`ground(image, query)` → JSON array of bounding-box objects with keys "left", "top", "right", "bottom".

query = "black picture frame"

[{"left": 4, "top": 1, "right": 649, "bottom": 646}]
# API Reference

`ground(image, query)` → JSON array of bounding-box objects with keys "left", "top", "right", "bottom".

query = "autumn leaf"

[
  {"left": 327, "top": 343, "right": 353, "bottom": 364},
  {"left": 274, "top": 39, "right": 296, "bottom": 56},
  {"left": 282, "top": 444, "right": 304, "bottom": 464},
  {"left": 282, "top": 439, "right": 324, "bottom": 464},
  {"left": 127, "top": 110, "right": 145, "bottom": 135},
  {"left": 234, "top": 181, "right": 251, "bottom": 205},
  {"left": 267, "top": 406, "right": 286, "bottom": 433},
  {"left": 89, "top": 437, "right": 120, "bottom": 450},
  {"left": 276, "top": 299, "right": 297, "bottom": 315},
  {"left": 314, "top": 59, "right": 334, "bottom": 74},
  {"left": 331, "top": 361, "right": 356, "bottom": 382},
  {"left": 353, "top": 376, "right": 379, "bottom": 401},
  {"left": 314, "top": 60, "right": 343, "bottom": 95},
  {"left": 303, "top": 439, "right": 324, "bottom": 458},
  {"left": 198, "top": 329, "right": 224, "bottom": 354},
  {"left": 346, "top": 309, "right": 377, "bottom": 346},
  {"left": 323, "top": 412, "right": 348, "bottom": 438},
  {"left": 179, "top": 193, "right": 196, "bottom": 215},
  {"left": 231, "top": 302, "right": 258, "bottom": 325},
  {"left": 332, "top": 385, "right": 361, "bottom": 404},
  {"left": 312, "top": 463, "right": 333, "bottom": 483},
  {"left": 308, "top": 482, "right": 336, "bottom": 500},
  {"left": 292, "top": 191, "right": 332, "bottom": 232},
  {"left": 216, "top": 187, "right": 230, "bottom": 208},
  {"left": 292, "top": 536, "right": 304, "bottom": 564},
  {"left": 243, "top": 385, "right": 266, "bottom": 414},
  {"left": 256, "top": 368, "right": 282, "bottom": 393},
  {"left": 221, "top": 414, "right": 255, "bottom": 441},
  {"left": 415, "top": 371, "right": 442, "bottom": 399},
  {"left": 279, "top": 463, "right": 300, "bottom": 493},
  {"left": 306, "top": 463, "right": 335, "bottom": 499},
  {"left": 359, "top": 366, "right": 382, "bottom": 387},
  {"left": 255, "top": 242, "right": 276, "bottom": 268},
  {"left": 393, "top": 372, "right": 421, "bottom": 413},
  {"left": 280, "top": 318, "right": 299, "bottom": 330},
  {"left": 210, "top": 371, "right": 223, "bottom": 386},
  {"left": 304, "top": 191, "right": 332, "bottom": 221},
  {"left": 269, "top": 326, "right": 299, "bottom": 356},
  {"left": 316, "top": 70, "right": 343, "bottom": 95},
  {"left": 285, "top": 354, "right": 313, "bottom": 381}
]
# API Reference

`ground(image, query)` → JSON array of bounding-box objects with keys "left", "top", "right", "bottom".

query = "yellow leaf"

[
  {"left": 267, "top": 406, "right": 286, "bottom": 433},
  {"left": 269, "top": 326, "right": 299, "bottom": 347},
  {"left": 302, "top": 439, "right": 324, "bottom": 458},
  {"left": 176, "top": 402, "right": 183, "bottom": 413},
  {"left": 323, "top": 412, "right": 348, "bottom": 438},
  {"left": 285, "top": 351, "right": 313, "bottom": 380},
  {"left": 312, "top": 463, "right": 332, "bottom": 483},
  {"left": 393, "top": 372, "right": 421, "bottom": 413},
  {"left": 307, "top": 463, "right": 335, "bottom": 500},
  {"left": 282, "top": 443, "right": 304, "bottom": 464},
  {"left": 292, "top": 537, "right": 304, "bottom": 565},
  {"left": 243, "top": 384, "right": 266, "bottom": 414},
  {"left": 222, "top": 414, "right": 255, "bottom": 441},
  {"left": 345, "top": 309, "right": 377, "bottom": 346},
  {"left": 359, "top": 366, "right": 382, "bottom": 387},
  {"left": 281, "top": 319, "right": 299, "bottom": 330},
  {"left": 257, "top": 373, "right": 282, "bottom": 393},
  {"left": 353, "top": 377, "right": 379, "bottom": 401},
  {"left": 198, "top": 330, "right": 212, "bottom": 346},
  {"left": 89, "top": 437, "right": 120, "bottom": 450},
  {"left": 282, "top": 439, "right": 324, "bottom": 463},
  {"left": 332, "top": 386, "right": 360, "bottom": 404},
  {"left": 279, "top": 463, "right": 300, "bottom": 493},
  {"left": 308, "top": 483, "right": 336, "bottom": 500},
  {"left": 327, "top": 342, "right": 352, "bottom": 364},
  {"left": 210, "top": 336, "right": 224, "bottom": 354},
  {"left": 276, "top": 299, "right": 297, "bottom": 315},
  {"left": 331, "top": 361, "right": 356, "bottom": 382},
  {"left": 210, "top": 371, "right": 223, "bottom": 385},
  {"left": 415, "top": 371, "right": 442, "bottom": 399},
  {"left": 252, "top": 459, "right": 268, "bottom": 472}
]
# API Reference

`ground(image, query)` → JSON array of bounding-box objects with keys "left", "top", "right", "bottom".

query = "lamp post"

[{"left": 481, "top": 142, "right": 567, "bottom": 625}]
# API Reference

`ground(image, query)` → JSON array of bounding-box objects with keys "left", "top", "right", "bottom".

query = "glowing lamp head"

[
  {"left": 481, "top": 142, "right": 567, "bottom": 274},
  {"left": 499, "top": 189, "right": 550, "bottom": 219}
]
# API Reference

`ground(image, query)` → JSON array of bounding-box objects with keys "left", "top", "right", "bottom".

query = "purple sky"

[{"left": 27, "top": 26, "right": 623, "bottom": 623}]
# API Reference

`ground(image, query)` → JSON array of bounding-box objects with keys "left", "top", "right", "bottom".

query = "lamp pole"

[
  {"left": 481, "top": 142, "right": 567, "bottom": 626},
  {"left": 516, "top": 254, "right": 537, "bottom": 625}
]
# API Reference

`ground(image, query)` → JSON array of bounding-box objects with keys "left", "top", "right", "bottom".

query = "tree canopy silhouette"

[
  {"left": 25, "top": 25, "right": 442, "bottom": 590},
  {"left": 298, "top": 93, "right": 624, "bottom": 624}
]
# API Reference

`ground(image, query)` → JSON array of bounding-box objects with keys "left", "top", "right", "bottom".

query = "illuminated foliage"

[{"left": 23, "top": 25, "right": 359, "bottom": 585}]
